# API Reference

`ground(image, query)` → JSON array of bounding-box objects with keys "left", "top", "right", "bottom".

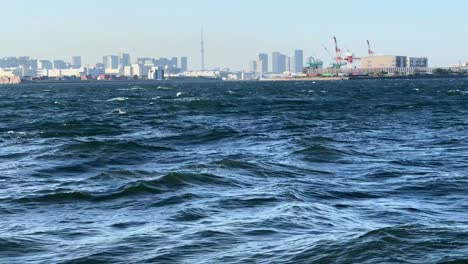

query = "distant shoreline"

[{"left": 2, "top": 74, "right": 468, "bottom": 86}]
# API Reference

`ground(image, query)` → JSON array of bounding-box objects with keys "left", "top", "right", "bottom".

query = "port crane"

[
  {"left": 334, "top": 37, "right": 361, "bottom": 66},
  {"left": 305, "top": 57, "right": 324, "bottom": 69},
  {"left": 323, "top": 44, "right": 346, "bottom": 69}
]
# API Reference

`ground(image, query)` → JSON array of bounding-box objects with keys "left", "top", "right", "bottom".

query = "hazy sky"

[{"left": 1, "top": 0, "right": 467, "bottom": 70}]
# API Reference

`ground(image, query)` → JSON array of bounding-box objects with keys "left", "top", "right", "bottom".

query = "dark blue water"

[{"left": 1, "top": 80, "right": 467, "bottom": 263}]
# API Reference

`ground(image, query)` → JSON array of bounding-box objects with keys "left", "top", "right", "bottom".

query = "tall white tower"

[{"left": 201, "top": 28, "right": 205, "bottom": 71}]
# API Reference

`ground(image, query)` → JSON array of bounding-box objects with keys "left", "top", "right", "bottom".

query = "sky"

[{"left": 1, "top": 0, "right": 467, "bottom": 70}]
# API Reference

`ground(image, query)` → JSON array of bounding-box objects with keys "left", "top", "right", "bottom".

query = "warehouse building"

[{"left": 361, "top": 55, "right": 428, "bottom": 68}]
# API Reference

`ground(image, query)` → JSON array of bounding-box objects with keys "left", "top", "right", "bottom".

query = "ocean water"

[{"left": 0, "top": 80, "right": 467, "bottom": 264}]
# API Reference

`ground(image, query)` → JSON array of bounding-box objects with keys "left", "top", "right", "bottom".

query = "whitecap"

[
  {"left": 116, "top": 109, "right": 127, "bottom": 115},
  {"left": 130, "top": 86, "right": 144, "bottom": 90},
  {"left": 156, "top": 86, "right": 172, "bottom": 90},
  {"left": 107, "top": 97, "right": 129, "bottom": 102}
]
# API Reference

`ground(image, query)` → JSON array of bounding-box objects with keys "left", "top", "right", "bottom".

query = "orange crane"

[{"left": 333, "top": 37, "right": 344, "bottom": 65}]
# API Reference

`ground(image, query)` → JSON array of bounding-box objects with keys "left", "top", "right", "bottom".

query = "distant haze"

[{"left": 1, "top": 0, "right": 467, "bottom": 69}]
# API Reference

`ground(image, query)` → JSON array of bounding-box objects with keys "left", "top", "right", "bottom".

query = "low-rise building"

[
  {"left": 123, "top": 66, "right": 133, "bottom": 77},
  {"left": 184, "top": 71, "right": 221, "bottom": 79},
  {"left": 361, "top": 55, "right": 428, "bottom": 69},
  {"left": 406, "top": 57, "right": 428, "bottom": 67},
  {"left": 361, "top": 55, "right": 408, "bottom": 68},
  {"left": 40, "top": 68, "right": 84, "bottom": 77}
]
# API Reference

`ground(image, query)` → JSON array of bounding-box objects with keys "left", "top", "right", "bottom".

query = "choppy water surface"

[{"left": 1, "top": 80, "right": 467, "bottom": 263}]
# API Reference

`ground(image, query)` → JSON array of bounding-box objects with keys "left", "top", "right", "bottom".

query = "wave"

[
  {"left": 58, "top": 140, "right": 173, "bottom": 154},
  {"left": 164, "top": 128, "right": 239, "bottom": 143},
  {"left": 286, "top": 225, "right": 468, "bottom": 263},
  {"left": 29, "top": 120, "right": 121, "bottom": 138},
  {"left": 170, "top": 207, "right": 209, "bottom": 222},
  {"left": 293, "top": 144, "right": 349, "bottom": 163},
  {"left": 0, "top": 237, "right": 46, "bottom": 255},
  {"left": 13, "top": 172, "right": 238, "bottom": 204}
]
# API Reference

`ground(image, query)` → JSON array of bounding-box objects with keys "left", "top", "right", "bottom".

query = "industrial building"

[{"left": 361, "top": 55, "right": 428, "bottom": 69}]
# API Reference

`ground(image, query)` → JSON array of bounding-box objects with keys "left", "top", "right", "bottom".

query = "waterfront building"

[
  {"left": 293, "top": 50, "right": 304, "bottom": 73},
  {"left": 104, "top": 68, "right": 120, "bottom": 75},
  {"left": 72, "top": 56, "right": 82, "bottom": 69},
  {"left": 53, "top": 60, "right": 67, "bottom": 69},
  {"left": 119, "top": 53, "right": 131, "bottom": 68},
  {"left": 86, "top": 67, "right": 104, "bottom": 77},
  {"left": 361, "top": 55, "right": 428, "bottom": 68},
  {"left": 0, "top": 57, "right": 19, "bottom": 68},
  {"left": 148, "top": 67, "right": 164, "bottom": 80},
  {"left": 171, "top": 57, "right": 178, "bottom": 68},
  {"left": 285, "top": 56, "right": 291, "bottom": 73},
  {"left": 272, "top": 52, "right": 280, "bottom": 73},
  {"left": 257, "top": 53, "right": 268, "bottom": 74},
  {"left": 132, "top": 64, "right": 150, "bottom": 77},
  {"left": 103, "top": 55, "right": 119, "bottom": 69},
  {"left": 362, "top": 55, "right": 409, "bottom": 68},
  {"left": 249, "top": 60, "right": 257, "bottom": 73},
  {"left": 38, "top": 60, "right": 53, "bottom": 70},
  {"left": 30, "top": 59, "right": 38, "bottom": 70},
  {"left": 123, "top": 66, "right": 133, "bottom": 77},
  {"left": 406, "top": 57, "right": 428, "bottom": 68},
  {"left": 272, "top": 52, "right": 286, "bottom": 73},
  {"left": 181, "top": 57, "right": 188, "bottom": 72},
  {"left": 18, "top": 56, "right": 31, "bottom": 68}
]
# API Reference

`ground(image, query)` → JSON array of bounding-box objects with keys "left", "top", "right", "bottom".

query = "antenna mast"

[{"left": 201, "top": 28, "right": 205, "bottom": 70}]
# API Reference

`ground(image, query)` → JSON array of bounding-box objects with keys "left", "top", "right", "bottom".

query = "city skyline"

[{"left": 1, "top": 0, "right": 467, "bottom": 70}]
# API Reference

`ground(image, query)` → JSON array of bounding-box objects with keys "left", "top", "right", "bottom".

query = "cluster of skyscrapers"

[
  {"left": 250, "top": 50, "right": 304, "bottom": 74},
  {"left": 0, "top": 54, "right": 189, "bottom": 79}
]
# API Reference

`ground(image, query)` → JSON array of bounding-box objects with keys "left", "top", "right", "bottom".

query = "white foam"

[
  {"left": 116, "top": 109, "right": 127, "bottom": 115},
  {"left": 107, "top": 97, "right": 129, "bottom": 102}
]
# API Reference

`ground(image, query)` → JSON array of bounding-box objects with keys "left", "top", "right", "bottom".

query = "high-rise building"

[
  {"left": 293, "top": 50, "right": 304, "bottom": 73},
  {"left": 103, "top": 55, "right": 119, "bottom": 69},
  {"left": 53, "top": 60, "right": 67, "bottom": 69},
  {"left": 18, "top": 56, "right": 31, "bottom": 68},
  {"left": 257, "top": 53, "right": 268, "bottom": 74},
  {"left": 272, "top": 52, "right": 280, "bottom": 73},
  {"left": 285, "top": 56, "right": 291, "bottom": 72},
  {"left": 30, "top": 59, "right": 38, "bottom": 70},
  {"left": 0, "top": 57, "right": 18, "bottom": 68},
  {"left": 272, "top": 52, "right": 286, "bottom": 73},
  {"left": 119, "top": 53, "right": 131, "bottom": 68},
  {"left": 249, "top": 60, "right": 257, "bottom": 73},
  {"left": 148, "top": 67, "right": 165, "bottom": 80},
  {"left": 171, "top": 57, "right": 178, "bottom": 68},
  {"left": 181, "top": 57, "right": 188, "bottom": 72},
  {"left": 38, "top": 60, "right": 53, "bottom": 70},
  {"left": 278, "top": 54, "right": 286, "bottom": 73},
  {"left": 72, "top": 56, "right": 82, "bottom": 69}
]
